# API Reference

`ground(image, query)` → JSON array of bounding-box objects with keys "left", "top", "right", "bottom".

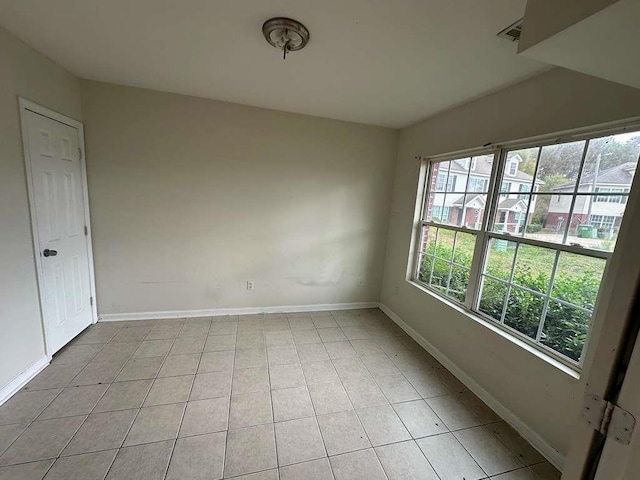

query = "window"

[
  {"left": 594, "top": 187, "right": 628, "bottom": 203},
  {"left": 518, "top": 183, "right": 529, "bottom": 200},
  {"left": 589, "top": 215, "right": 616, "bottom": 229},
  {"left": 436, "top": 173, "right": 457, "bottom": 192},
  {"left": 414, "top": 129, "right": 640, "bottom": 366},
  {"left": 508, "top": 160, "right": 518, "bottom": 176},
  {"left": 468, "top": 177, "right": 488, "bottom": 192}
]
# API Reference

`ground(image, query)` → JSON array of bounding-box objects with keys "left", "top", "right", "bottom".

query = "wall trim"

[
  {"left": 99, "top": 302, "right": 380, "bottom": 322},
  {"left": 0, "top": 355, "right": 50, "bottom": 406},
  {"left": 379, "top": 303, "right": 565, "bottom": 470}
]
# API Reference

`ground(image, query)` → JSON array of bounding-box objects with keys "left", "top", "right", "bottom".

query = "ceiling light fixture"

[{"left": 262, "top": 17, "right": 310, "bottom": 60}]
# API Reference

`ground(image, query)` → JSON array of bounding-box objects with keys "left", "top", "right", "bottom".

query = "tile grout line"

[
  {"left": 100, "top": 320, "right": 169, "bottom": 480},
  {"left": 221, "top": 320, "right": 238, "bottom": 479},
  {"left": 161, "top": 317, "right": 209, "bottom": 480}
]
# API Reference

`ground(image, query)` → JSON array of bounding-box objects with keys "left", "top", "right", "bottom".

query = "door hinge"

[
  {"left": 90, "top": 296, "right": 93, "bottom": 306},
  {"left": 78, "top": 147, "right": 83, "bottom": 160},
  {"left": 84, "top": 225, "right": 88, "bottom": 236},
  {"left": 582, "top": 394, "right": 636, "bottom": 445}
]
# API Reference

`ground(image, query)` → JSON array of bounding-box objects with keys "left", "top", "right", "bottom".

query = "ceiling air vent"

[{"left": 497, "top": 18, "right": 523, "bottom": 42}]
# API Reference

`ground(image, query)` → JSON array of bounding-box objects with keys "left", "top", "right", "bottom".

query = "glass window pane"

[
  {"left": 564, "top": 194, "right": 627, "bottom": 251},
  {"left": 418, "top": 254, "right": 434, "bottom": 284},
  {"left": 448, "top": 266, "right": 470, "bottom": 302},
  {"left": 424, "top": 189, "right": 445, "bottom": 222},
  {"left": 537, "top": 140, "right": 587, "bottom": 193},
  {"left": 478, "top": 277, "right": 508, "bottom": 321},
  {"left": 449, "top": 157, "right": 469, "bottom": 193},
  {"left": 431, "top": 258, "right": 451, "bottom": 290},
  {"left": 541, "top": 301, "right": 591, "bottom": 362},
  {"left": 484, "top": 238, "right": 517, "bottom": 281},
  {"left": 551, "top": 253, "right": 606, "bottom": 310},
  {"left": 455, "top": 194, "right": 486, "bottom": 230},
  {"left": 512, "top": 244, "right": 555, "bottom": 293},
  {"left": 433, "top": 161, "right": 451, "bottom": 192},
  {"left": 453, "top": 232, "right": 475, "bottom": 268},
  {"left": 495, "top": 193, "right": 569, "bottom": 243},
  {"left": 435, "top": 228, "right": 455, "bottom": 260},
  {"left": 504, "top": 287, "right": 544, "bottom": 339},
  {"left": 500, "top": 148, "right": 539, "bottom": 192}
]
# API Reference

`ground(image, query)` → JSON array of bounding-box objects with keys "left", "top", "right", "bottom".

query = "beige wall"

[
  {"left": 80, "top": 81, "right": 398, "bottom": 315},
  {"left": 381, "top": 67, "right": 640, "bottom": 459},
  {"left": 0, "top": 26, "right": 82, "bottom": 390},
  {"left": 519, "top": 0, "right": 618, "bottom": 51}
]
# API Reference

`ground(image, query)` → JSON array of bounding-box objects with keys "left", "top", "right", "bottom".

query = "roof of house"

[
  {"left": 554, "top": 161, "right": 637, "bottom": 190},
  {"left": 498, "top": 198, "right": 527, "bottom": 210},
  {"left": 451, "top": 194, "right": 486, "bottom": 207},
  {"left": 447, "top": 154, "right": 543, "bottom": 184}
]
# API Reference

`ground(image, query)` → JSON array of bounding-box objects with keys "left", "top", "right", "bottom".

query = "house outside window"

[{"left": 414, "top": 128, "right": 640, "bottom": 367}]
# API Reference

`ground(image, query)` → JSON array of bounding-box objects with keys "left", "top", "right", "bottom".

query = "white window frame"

[{"left": 409, "top": 119, "right": 640, "bottom": 372}]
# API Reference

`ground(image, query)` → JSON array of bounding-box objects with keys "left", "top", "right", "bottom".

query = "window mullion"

[
  {"left": 465, "top": 230, "right": 486, "bottom": 309},
  {"left": 467, "top": 149, "right": 503, "bottom": 311},
  {"left": 500, "top": 243, "right": 521, "bottom": 324},
  {"left": 562, "top": 139, "right": 590, "bottom": 244},
  {"left": 520, "top": 146, "right": 542, "bottom": 236},
  {"left": 535, "top": 250, "right": 561, "bottom": 342}
]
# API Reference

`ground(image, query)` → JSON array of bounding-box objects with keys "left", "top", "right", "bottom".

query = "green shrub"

[
  {"left": 479, "top": 265, "right": 600, "bottom": 361},
  {"left": 526, "top": 223, "right": 542, "bottom": 233}
]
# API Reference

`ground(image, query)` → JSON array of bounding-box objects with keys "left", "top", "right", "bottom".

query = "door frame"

[{"left": 19, "top": 97, "right": 98, "bottom": 358}]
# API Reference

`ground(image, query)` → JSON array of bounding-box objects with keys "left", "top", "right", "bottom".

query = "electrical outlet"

[
  {"left": 357, "top": 277, "right": 366, "bottom": 288},
  {"left": 394, "top": 285, "right": 400, "bottom": 295},
  {"left": 247, "top": 281, "right": 255, "bottom": 291}
]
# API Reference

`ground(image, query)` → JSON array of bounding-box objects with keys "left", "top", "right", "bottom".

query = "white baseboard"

[
  {"left": 99, "top": 302, "right": 380, "bottom": 322},
  {"left": 379, "top": 303, "right": 565, "bottom": 470},
  {"left": 0, "top": 355, "right": 50, "bottom": 406}
]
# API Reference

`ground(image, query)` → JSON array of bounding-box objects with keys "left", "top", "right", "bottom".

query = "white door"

[{"left": 23, "top": 109, "right": 94, "bottom": 354}]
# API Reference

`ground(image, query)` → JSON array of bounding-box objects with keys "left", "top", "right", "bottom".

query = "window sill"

[{"left": 406, "top": 279, "right": 582, "bottom": 381}]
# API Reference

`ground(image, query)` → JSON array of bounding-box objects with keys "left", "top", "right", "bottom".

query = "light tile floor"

[{"left": 0, "top": 309, "right": 562, "bottom": 480}]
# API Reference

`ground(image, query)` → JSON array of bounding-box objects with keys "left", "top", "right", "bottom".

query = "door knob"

[{"left": 43, "top": 249, "right": 58, "bottom": 257}]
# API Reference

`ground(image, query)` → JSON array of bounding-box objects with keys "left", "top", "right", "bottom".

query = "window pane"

[
  {"left": 537, "top": 140, "right": 587, "bottom": 192},
  {"left": 504, "top": 287, "right": 544, "bottom": 339},
  {"left": 500, "top": 148, "right": 539, "bottom": 193},
  {"left": 432, "top": 161, "right": 452, "bottom": 192},
  {"left": 493, "top": 193, "right": 572, "bottom": 243},
  {"left": 541, "top": 301, "right": 591, "bottom": 362},
  {"left": 435, "top": 228, "right": 455, "bottom": 259},
  {"left": 478, "top": 277, "right": 508, "bottom": 321},
  {"left": 453, "top": 232, "right": 475, "bottom": 268},
  {"left": 448, "top": 266, "right": 470, "bottom": 302},
  {"left": 552, "top": 253, "right": 606, "bottom": 310},
  {"left": 418, "top": 254, "right": 434, "bottom": 284},
  {"left": 512, "top": 244, "right": 555, "bottom": 293},
  {"left": 564, "top": 194, "right": 627, "bottom": 251},
  {"left": 484, "top": 238, "right": 517, "bottom": 281},
  {"left": 431, "top": 258, "right": 451, "bottom": 290},
  {"left": 455, "top": 194, "right": 486, "bottom": 229}
]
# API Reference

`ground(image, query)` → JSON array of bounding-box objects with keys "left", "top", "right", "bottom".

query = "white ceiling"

[{"left": 0, "top": 0, "right": 548, "bottom": 128}]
